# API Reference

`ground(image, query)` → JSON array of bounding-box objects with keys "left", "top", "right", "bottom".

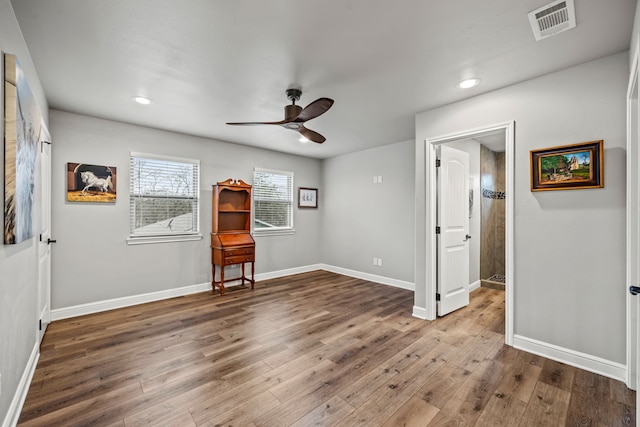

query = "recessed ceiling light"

[
  {"left": 457, "top": 78, "right": 480, "bottom": 89},
  {"left": 132, "top": 96, "right": 152, "bottom": 105},
  {"left": 299, "top": 136, "right": 309, "bottom": 143}
]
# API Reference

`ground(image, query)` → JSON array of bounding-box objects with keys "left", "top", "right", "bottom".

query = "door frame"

[
  {"left": 626, "top": 37, "right": 639, "bottom": 391},
  {"left": 425, "top": 121, "right": 515, "bottom": 345}
]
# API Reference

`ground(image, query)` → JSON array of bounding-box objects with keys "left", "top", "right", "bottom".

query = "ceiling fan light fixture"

[
  {"left": 226, "top": 89, "right": 333, "bottom": 144},
  {"left": 132, "top": 96, "right": 152, "bottom": 105},
  {"left": 457, "top": 78, "right": 480, "bottom": 89}
]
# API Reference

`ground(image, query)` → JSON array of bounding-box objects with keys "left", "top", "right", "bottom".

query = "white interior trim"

[
  {"left": 320, "top": 264, "right": 414, "bottom": 291},
  {"left": 51, "top": 282, "right": 212, "bottom": 320},
  {"left": 626, "top": 35, "right": 640, "bottom": 390},
  {"left": 3, "top": 343, "right": 39, "bottom": 427},
  {"left": 425, "top": 121, "right": 515, "bottom": 345},
  {"left": 514, "top": 334, "right": 626, "bottom": 382},
  {"left": 51, "top": 264, "right": 413, "bottom": 321},
  {"left": 412, "top": 305, "right": 429, "bottom": 320}
]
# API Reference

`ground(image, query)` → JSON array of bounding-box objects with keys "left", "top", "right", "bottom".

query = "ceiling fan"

[{"left": 226, "top": 88, "right": 334, "bottom": 143}]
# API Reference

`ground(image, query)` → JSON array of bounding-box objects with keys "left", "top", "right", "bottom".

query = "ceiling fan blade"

[
  {"left": 299, "top": 126, "right": 326, "bottom": 144},
  {"left": 295, "top": 98, "right": 334, "bottom": 122},
  {"left": 226, "top": 120, "right": 288, "bottom": 126}
]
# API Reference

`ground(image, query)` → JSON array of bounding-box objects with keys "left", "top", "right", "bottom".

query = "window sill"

[
  {"left": 126, "top": 234, "right": 203, "bottom": 245},
  {"left": 253, "top": 229, "right": 295, "bottom": 237}
]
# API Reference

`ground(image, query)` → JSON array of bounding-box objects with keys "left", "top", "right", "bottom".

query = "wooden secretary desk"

[{"left": 210, "top": 179, "right": 255, "bottom": 295}]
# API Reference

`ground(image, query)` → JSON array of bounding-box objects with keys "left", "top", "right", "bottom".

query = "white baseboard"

[
  {"left": 470, "top": 280, "right": 481, "bottom": 292},
  {"left": 51, "top": 282, "right": 212, "bottom": 321},
  {"left": 51, "top": 264, "right": 415, "bottom": 321},
  {"left": 255, "top": 264, "right": 325, "bottom": 281},
  {"left": 3, "top": 343, "right": 39, "bottom": 427},
  {"left": 513, "top": 334, "right": 626, "bottom": 382},
  {"left": 412, "top": 305, "right": 432, "bottom": 320},
  {"left": 318, "top": 264, "right": 415, "bottom": 291}
]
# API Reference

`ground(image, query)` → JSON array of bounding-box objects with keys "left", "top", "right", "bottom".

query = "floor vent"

[{"left": 528, "top": 0, "right": 576, "bottom": 41}]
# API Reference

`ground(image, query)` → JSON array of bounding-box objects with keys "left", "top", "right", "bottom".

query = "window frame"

[
  {"left": 127, "top": 152, "right": 202, "bottom": 245},
  {"left": 252, "top": 167, "right": 295, "bottom": 236}
]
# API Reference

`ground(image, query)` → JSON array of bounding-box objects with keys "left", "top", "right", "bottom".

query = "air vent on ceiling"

[{"left": 528, "top": 0, "right": 576, "bottom": 41}]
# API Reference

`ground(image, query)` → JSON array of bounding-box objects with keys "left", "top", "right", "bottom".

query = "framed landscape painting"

[{"left": 530, "top": 140, "right": 604, "bottom": 192}]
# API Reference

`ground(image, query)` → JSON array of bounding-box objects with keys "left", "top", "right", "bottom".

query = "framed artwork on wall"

[
  {"left": 530, "top": 140, "right": 604, "bottom": 191},
  {"left": 67, "top": 162, "right": 117, "bottom": 202},
  {"left": 4, "top": 53, "right": 42, "bottom": 244},
  {"left": 298, "top": 187, "right": 318, "bottom": 208}
]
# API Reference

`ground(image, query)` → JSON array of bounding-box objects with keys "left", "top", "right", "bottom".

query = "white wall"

[
  {"left": 444, "top": 139, "right": 481, "bottom": 286},
  {"left": 0, "top": 0, "right": 49, "bottom": 423},
  {"left": 321, "top": 140, "right": 415, "bottom": 286},
  {"left": 415, "top": 52, "right": 628, "bottom": 366},
  {"left": 631, "top": 0, "right": 640, "bottom": 72},
  {"left": 49, "top": 110, "right": 322, "bottom": 309}
]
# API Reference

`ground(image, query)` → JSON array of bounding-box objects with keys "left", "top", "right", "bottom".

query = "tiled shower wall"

[{"left": 480, "top": 145, "right": 505, "bottom": 280}]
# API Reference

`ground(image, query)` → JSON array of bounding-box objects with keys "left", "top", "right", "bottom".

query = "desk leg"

[
  {"left": 220, "top": 265, "right": 225, "bottom": 296},
  {"left": 241, "top": 262, "right": 246, "bottom": 286},
  {"left": 211, "top": 264, "right": 216, "bottom": 295},
  {"left": 251, "top": 262, "right": 255, "bottom": 289}
]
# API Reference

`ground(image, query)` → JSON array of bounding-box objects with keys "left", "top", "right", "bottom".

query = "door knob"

[
  {"left": 47, "top": 238, "right": 57, "bottom": 244},
  {"left": 463, "top": 234, "right": 472, "bottom": 241},
  {"left": 630, "top": 286, "right": 640, "bottom": 295}
]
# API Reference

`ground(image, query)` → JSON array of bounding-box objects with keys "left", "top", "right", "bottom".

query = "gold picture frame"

[{"left": 530, "top": 140, "right": 604, "bottom": 191}]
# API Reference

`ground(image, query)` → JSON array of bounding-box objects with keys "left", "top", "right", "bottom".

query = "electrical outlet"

[
  {"left": 378, "top": 258, "right": 383, "bottom": 267},
  {"left": 378, "top": 175, "right": 383, "bottom": 184},
  {"left": 373, "top": 258, "right": 378, "bottom": 266}
]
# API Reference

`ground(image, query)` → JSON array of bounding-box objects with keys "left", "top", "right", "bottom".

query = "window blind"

[
  {"left": 129, "top": 153, "right": 200, "bottom": 237},
  {"left": 253, "top": 168, "right": 293, "bottom": 231}
]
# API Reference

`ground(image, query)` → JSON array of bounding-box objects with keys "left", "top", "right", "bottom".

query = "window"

[
  {"left": 253, "top": 168, "right": 293, "bottom": 234},
  {"left": 128, "top": 153, "right": 200, "bottom": 243}
]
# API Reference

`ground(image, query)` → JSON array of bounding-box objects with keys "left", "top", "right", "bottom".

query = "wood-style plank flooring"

[{"left": 18, "top": 271, "right": 635, "bottom": 426}]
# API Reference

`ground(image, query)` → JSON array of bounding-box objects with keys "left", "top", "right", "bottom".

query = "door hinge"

[
  {"left": 39, "top": 319, "right": 42, "bottom": 331},
  {"left": 436, "top": 159, "right": 441, "bottom": 167},
  {"left": 436, "top": 293, "right": 441, "bottom": 301},
  {"left": 435, "top": 226, "right": 441, "bottom": 234}
]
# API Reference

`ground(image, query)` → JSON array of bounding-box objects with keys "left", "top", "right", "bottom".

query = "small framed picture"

[
  {"left": 530, "top": 140, "right": 604, "bottom": 191},
  {"left": 298, "top": 187, "right": 318, "bottom": 208}
]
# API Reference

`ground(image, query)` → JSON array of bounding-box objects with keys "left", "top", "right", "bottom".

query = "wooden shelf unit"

[{"left": 211, "top": 179, "right": 255, "bottom": 295}]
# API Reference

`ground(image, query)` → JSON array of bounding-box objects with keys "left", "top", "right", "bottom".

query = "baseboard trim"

[
  {"left": 255, "top": 264, "right": 325, "bottom": 281},
  {"left": 318, "top": 264, "right": 415, "bottom": 291},
  {"left": 51, "top": 264, "right": 414, "bottom": 321},
  {"left": 3, "top": 342, "right": 39, "bottom": 427},
  {"left": 470, "top": 280, "right": 481, "bottom": 292},
  {"left": 412, "top": 305, "right": 431, "bottom": 320},
  {"left": 51, "top": 282, "right": 212, "bottom": 321},
  {"left": 513, "top": 334, "right": 626, "bottom": 382}
]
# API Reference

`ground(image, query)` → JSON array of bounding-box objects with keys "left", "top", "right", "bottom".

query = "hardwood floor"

[{"left": 18, "top": 271, "right": 635, "bottom": 426}]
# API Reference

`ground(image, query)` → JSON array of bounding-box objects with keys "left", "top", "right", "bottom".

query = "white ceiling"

[{"left": 10, "top": 1, "right": 636, "bottom": 159}]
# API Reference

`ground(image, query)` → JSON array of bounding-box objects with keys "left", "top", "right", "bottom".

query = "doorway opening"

[
  {"left": 425, "top": 121, "right": 515, "bottom": 345},
  {"left": 478, "top": 142, "right": 506, "bottom": 292}
]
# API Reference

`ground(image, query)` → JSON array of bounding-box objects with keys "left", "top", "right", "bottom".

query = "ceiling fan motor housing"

[{"left": 284, "top": 104, "right": 303, "bottom": 121}]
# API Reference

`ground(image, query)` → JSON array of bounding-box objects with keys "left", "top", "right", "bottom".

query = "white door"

[
  {"left": 37, "top": 123, "right": 52, "bottom": 343},
  {"left": 627, "top": 44, "right": 640, "bottom": 411},
  {"left": 437, "top": 145, "right": 470, "bottom": 316}
]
